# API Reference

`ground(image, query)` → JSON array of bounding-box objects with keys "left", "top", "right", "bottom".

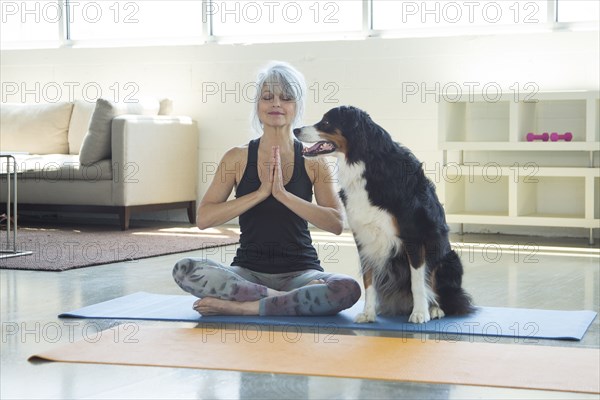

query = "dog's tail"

[{"left": 435, "top": 250, "right": 475, "bottom": 315}]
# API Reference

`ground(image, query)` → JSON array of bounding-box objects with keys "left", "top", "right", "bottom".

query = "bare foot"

[
  {"left": 266, "top": 288, "right": 285, "bottom": 297},
  {"left": 307, "top": 279, "right": 326, "bottom": 286},
  {"left": 193, "top": 297, "right": 259, "bottom": 316}
]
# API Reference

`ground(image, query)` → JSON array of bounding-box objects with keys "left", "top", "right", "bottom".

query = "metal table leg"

[{"left": 1, "top": 155, "right": 32, "bottom": 259}]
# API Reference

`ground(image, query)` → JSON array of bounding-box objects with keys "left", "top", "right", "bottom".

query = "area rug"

[
  {"left": 0, "top": 224, "right": 239, "bottom": 271},
  {"left": 59, "top": 292, "right": 598, "bottom": 340},
  {"left": 29, "top": 326, "right": 600, "bottom": 394}
]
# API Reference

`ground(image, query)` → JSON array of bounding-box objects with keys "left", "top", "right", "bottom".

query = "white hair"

[{"left": 250, "top": 61, "right": 307, "bottom": 135}]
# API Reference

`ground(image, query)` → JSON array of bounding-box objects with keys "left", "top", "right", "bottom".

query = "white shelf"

[
  {"left": 446, "top": 214, "right": 598, "bottom": 229},
  {"left": 443, "top": 166, "right": 599, "bottom": 178},
  {"left": 438, "top": 91, "right": 600, "bottom": 244},
  {"left": 441, "top": 141, "right": 599, "bottom": 151}
]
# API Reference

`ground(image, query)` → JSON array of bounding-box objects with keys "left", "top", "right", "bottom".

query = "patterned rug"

[{"left": 0, "top": 222, "right": 239, "bottom": 271}]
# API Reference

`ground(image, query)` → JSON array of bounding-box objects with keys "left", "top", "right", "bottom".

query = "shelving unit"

[{"left": 439, "top": 91, "right": 599, "bottom": 244}]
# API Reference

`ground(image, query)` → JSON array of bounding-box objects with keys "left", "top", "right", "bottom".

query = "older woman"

[{"left": 173, "top": 61, "right": 360, "bottom": 316}]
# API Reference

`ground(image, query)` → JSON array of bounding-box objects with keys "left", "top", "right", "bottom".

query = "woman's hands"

[
  {"left": 257, "top": 145, "right": 289, "bottom": 202},
  {"left": 270, "top": 146, "right": 289, "bottom": 201}
]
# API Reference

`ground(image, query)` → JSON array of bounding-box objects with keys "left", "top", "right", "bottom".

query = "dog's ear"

[
  {"left": 340, "top": 106, "right": 367, "bottom": 130},
  {"left": 341, "top": 106, "right": 369, "bottom": 156},
  {"left": 332, "top": 106, "right": 370, "bottom": 164}
]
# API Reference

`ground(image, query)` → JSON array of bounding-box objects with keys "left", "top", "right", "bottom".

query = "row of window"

[{"left": 1, "top": 0, "right": 598, "bottom": 47}]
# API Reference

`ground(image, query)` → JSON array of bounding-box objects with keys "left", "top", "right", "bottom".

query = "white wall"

[{"left": 1, "top": 31, "right": 598, "bottom": 235}]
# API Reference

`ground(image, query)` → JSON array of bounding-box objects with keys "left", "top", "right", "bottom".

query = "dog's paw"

[
  {"left": 408, "top": 310, "right": 431, "bottom": 324},
  {"left": 354, "top": 312, "right": 376, "bottom": 323},
  {"left": 430, "top": 305, "right": 445, "bottom": 320}
]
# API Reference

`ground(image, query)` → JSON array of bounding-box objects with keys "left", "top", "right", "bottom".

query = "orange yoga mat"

[{"left": 30, "top": 327, "right": 599, "bottom": 394}]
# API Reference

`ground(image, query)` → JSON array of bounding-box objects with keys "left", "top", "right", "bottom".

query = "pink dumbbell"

[
  {"left": 526, "top": 132, "right": 549, "bottom": 141},
  {"left": 550, "top": 132, "right": 573, "bottom": 142}
]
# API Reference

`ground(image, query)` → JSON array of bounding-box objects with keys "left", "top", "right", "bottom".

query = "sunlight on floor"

[
  {"left": 452, "top": 242, "right": 600, "bottom": 259},
  {"left": 311, "top": 229, "right": 600, "bottom": 258},
  {"left": 131, "top": 226, "right": 240, "bottom": 239}
]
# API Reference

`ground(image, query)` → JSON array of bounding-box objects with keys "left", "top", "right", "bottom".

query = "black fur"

[{"left": 297, "top": 106, "right": 474, "bottom": 316}]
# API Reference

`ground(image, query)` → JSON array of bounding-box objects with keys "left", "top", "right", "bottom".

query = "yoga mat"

[
  {"left": 29, "top": 326, "right": 600, "bottom": 394},
  {"left": 59, "top": 292, "right": 598, "bottom": 341}
]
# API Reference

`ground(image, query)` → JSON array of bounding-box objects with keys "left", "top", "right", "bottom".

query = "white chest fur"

[{"left": 337, "top": 159, "right": 401, "bottom": 268}]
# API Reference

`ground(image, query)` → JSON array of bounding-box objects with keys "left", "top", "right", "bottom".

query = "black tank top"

[{"left": 231, "top": 138, "right": 322, "bottom": 273}]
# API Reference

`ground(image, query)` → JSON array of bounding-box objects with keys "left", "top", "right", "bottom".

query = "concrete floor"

[{"left": 1, "top": 226, "right": 599, "bottom": 399}]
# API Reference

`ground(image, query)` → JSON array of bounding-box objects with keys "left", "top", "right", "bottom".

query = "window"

[
  {"left": 68, "top": 1, "right": 204, "bottom": 41},
  {"left": 0, "top": 0, "right": 63, "bottom": 45},
  {"left": 0, "top": 0, "right": 598, "bottom": 48},
  {"left": 557, "top": 0, "right": 600, "bottom": 22},
  {"left": 373, "top": 0, "right": 548, "bottom": 30},
  {"left": 209, "top": 0, "right": 363, "bottom": 37}
]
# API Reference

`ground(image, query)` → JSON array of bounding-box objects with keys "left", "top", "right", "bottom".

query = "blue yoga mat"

[{"left": 59, "top": 292, "right": 597, "bottom": 341}]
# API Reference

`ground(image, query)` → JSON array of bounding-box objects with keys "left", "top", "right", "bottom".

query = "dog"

[{"left": 294, "top": 106, "right": 474, "bottom": 323}]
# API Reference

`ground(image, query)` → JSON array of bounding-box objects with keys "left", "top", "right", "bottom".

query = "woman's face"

[{"left": 258, "top": 83, "right": 297, "bottom": 130}]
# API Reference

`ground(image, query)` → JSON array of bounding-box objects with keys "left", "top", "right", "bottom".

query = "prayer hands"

[
  {"left": 257, "top": 145, "right": 288, "bottom": 201},
  {"left": 270, "top": 146, "right": 287, "bottom": 201}
]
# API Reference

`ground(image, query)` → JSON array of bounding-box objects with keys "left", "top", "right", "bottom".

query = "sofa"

[{"left": 0, "top": 99, "right": 198, "bottom": 230}]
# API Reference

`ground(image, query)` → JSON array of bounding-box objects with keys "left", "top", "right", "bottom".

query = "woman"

[{"left": 173, "top": 61, "right": 361, "bottom": 316}]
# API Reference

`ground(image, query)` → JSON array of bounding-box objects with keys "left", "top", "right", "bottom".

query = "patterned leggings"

[{"left": 172, "top": 257, "right": 361, "bottom": 316}]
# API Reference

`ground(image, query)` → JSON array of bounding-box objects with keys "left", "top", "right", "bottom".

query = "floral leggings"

[{"left": 172, "top": 257, "right": 361, "bottom": 316}]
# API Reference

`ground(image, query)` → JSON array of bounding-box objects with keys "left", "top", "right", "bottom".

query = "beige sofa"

[{"left": 0, "top": 99, "right": 198, "bottom": 230}]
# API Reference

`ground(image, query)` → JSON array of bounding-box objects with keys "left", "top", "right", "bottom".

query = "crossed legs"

[
  {"left": 173, "top": 258, "right": 361, "bottom": 315},
  {"left": 172, "top": 257, "right": 361, "bottom": 316}
]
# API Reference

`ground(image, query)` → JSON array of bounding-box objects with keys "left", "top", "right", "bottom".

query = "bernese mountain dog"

[{"left": 294, "top": 106, "right": 474, "bottom": 323}]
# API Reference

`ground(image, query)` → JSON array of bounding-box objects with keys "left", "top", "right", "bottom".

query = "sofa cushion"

[
  {"left": 78, "top": 98, "right": 161, "bottom": 165},
  {"left": 0, "top": 102, "right": 74, "bottom": 155},
  {"left": 68, "top": 100, "right": 96, "bottom": 155},
  {"left": 2, "top": 153, "right": 112, "bottom": 181}
]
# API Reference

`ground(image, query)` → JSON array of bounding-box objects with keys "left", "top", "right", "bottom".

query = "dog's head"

[{"left": 293, "top": 106, "right": 371, "bottom": 162}]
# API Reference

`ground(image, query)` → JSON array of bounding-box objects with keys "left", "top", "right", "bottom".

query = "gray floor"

[{"left": 1, "top": 226, "right": 599, "bottom": 400}]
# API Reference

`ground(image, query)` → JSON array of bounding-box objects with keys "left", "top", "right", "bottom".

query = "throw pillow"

[
  {"left": 77, "top": 97, "right": 163, "bottom": 164},
  {"left": 78, "top": 98, "right": 116, "bottom": 166},
  {"left": 159, "top": 98, "right": 173, "bottom": 115}
]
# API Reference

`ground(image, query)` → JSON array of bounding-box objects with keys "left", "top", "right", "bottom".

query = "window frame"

[{"left": 0, "top": 0, "right": 597, "bottom": 49}]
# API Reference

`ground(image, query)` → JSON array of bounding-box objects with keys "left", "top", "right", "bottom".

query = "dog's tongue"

[
  {"left": 302, "top": 142, "right": 324, "bottom": 155},
  {"left": 302, "top": 141, "right": 335, "bottom": 155}
]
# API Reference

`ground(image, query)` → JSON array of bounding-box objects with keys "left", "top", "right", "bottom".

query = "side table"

[{"left": 1, "top": 154, "right": 32, "bottom": 259}]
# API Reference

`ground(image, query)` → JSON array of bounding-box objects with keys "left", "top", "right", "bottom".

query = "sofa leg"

[
  {"left": 119, "top": 207, "right": 131, "bottom": 230},
  {"left": 187, "top": 201, "right": 196, "bottom": 225}
]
